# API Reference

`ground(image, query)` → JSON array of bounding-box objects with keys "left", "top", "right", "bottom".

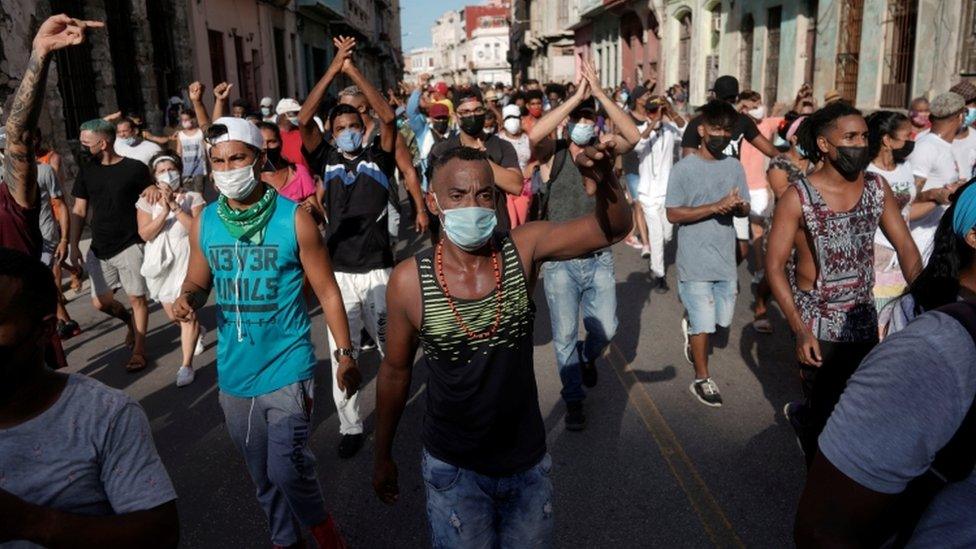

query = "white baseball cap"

[
  {"left": 275, "top": 98, "right": 301, "bottom": 115},
  {"left": 502, "top": 104, "right": 521, "bottom": 120},
  {"left": 208, "top": 117, "right": 264, "bottom": 149},
  {"left": 259, "top": 96, "right": 274, "bottom": 108}
]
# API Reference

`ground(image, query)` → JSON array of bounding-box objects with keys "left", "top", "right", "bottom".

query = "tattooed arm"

[{"left": 4, "top": 15, "right": 103, "bottom": 208}]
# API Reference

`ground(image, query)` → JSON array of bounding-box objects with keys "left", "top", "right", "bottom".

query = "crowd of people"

[{"left": 1, "top": 14, "right": 975, "bottom": 548}]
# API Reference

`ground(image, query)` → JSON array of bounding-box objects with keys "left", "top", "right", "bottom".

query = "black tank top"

[{"left": 416, "top": 233, "right": 545, "bottom": 476}]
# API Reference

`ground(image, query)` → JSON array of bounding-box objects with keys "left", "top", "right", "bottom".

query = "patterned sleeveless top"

[
  {"left": 416, "top": 233, "right": 545, "bottom": 476},
  {"left": 790, "top": 173, "right": 885, "bottom": 342}
]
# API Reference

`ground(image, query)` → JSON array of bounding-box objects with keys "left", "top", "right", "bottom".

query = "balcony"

[{"left": 297, "top": 0, "right": 344, "bottom": 20}]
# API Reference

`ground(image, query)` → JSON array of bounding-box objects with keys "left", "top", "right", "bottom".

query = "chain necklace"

[{"left": 435, "top": 240, "right": 504, "bottom": 340}]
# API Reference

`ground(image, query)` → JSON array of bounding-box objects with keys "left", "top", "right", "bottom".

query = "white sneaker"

[
  {"left": 176, "top": 366, "right": 195, "bottom": 387},
  {"left": 681, "top": 316, "right": 692, "bottom": 365},
  {"left": 194, "top": 326, "right": 207, "bottom": 356}
]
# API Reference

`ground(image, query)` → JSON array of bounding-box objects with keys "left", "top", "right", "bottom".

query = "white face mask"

[
  {"left": 181, "top": 120, "right": 194, "bottom": 130},
  {"left": 155, "top": 170, "right": 181, "bottom": 190},
  {"left": 503, "top": 118, "right": 521, "bottom": 135},
  {"left": 748, "top": 105, "right": 766, "bottom": 120},
  {"left": 212, "top": 161, "right": 258, "bottom": 200}
]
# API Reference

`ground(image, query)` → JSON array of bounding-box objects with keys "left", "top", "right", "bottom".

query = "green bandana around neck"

[{"left": 216, "top": 185, "right": 277, "bottom": 244}]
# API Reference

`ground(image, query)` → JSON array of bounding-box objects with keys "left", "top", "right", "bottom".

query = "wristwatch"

[{"left": 334, "top": 347, "right": 357, "bottom": 361}]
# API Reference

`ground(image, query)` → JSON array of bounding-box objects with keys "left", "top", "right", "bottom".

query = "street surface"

[{"left": 61, "top": 221, "right": 806, "bottom": 548}]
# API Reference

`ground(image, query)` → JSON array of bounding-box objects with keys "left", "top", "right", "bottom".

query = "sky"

[{"left": 401, "top": 0, "right": 471, "bottom": 52}]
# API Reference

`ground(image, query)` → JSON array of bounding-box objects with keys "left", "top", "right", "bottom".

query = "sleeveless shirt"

[
  {"left": 199, "top": 194, "right": 315, "bottom": 397},
  {"left": 417, "top": 233, "right": 544, "bottom": 476},
  {"left": 790, "top": 173, "right": 885, "bottom": 342}
]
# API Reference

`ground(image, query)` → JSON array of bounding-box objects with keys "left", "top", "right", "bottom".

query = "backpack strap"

[{"left": 537, "top": 141, "right": 569, "bottom": 221}]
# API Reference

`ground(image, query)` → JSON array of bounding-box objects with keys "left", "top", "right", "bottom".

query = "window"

[
  {"left": 678, "top": 12, "right": 692, "bottom": 85},
  {"left": 835, "top": 0, "right": 864, "bottom": 104},
  {"left": 804, "top": 0, "right": 818, "bottom": 86},
  {"left": 879, "top": 0, "right": 918, "bottom": 107},
  {"left": 208, "top": 29, "right": 227, "bottom": 87},
  {"left": 49, "top": 0, "right": 98, "bottom": 138},
  {"left": 104, "top": 0, "right": 144, "bottom": 115},
  {"left": 765, "top": 6, "right": 782, "bottom": 105},
  {"left": 273, "top": 27, "right": 288, "bottom": 97},
  {"left": 558, "top": 0, "right": 569, "bottom": 27},
  {"left": 235, "top": 35, "right": 255, "bottom": 106},
  {"left": 740, "top": 15, "right": 754, "bottom": 89},
  {"left": 961, "top": 0, "right": 976, "bottom": 74},
  {"left": 146, "top": 0, "right": 180, "bottom": 113}
]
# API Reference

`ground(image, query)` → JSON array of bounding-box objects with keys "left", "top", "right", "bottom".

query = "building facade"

[
  {"left": 507, "top": 0, "right": 976, "bottom": 112},
  {"left": 428, "top": 1, "right": 513, "bottom": 86},
  {"left": 405, "top": 47, "right": 437, "bottom": 79}
]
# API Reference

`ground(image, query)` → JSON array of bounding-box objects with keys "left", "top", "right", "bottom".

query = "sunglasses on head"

[{"left": 204, "top": 124, "right": 229, "bottom": 144}]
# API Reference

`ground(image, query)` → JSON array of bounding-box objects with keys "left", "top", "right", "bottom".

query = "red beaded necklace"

[{"left": 435, "top": 239, "right": 504, "bottom": 340}]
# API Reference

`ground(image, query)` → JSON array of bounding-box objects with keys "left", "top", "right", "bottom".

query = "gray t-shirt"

[
  {"left": 664, "top": 153, "right": 749, "bottom": 282},
  {"left": 820, "top": 310, "right": 976, "bottom": 547},
  {"left": 538, "top": 140, "right": 593, "bottom": 222},
  {"left": 0, "top": 374, "right": 176, "bottom": 548},
  {"left": 37, "top": 163, "right": 61, "bottom": 243}
]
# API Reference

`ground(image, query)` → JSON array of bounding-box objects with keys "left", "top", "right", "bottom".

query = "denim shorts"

[
  {"left": 624, "top": 173, "right": 641, "bottom": 201},
  {"left": 678, "top": 280, "right": 737, "bottom": 335},
  {"left": 422, "top": 449, "right": 553, "bottom": 548}
]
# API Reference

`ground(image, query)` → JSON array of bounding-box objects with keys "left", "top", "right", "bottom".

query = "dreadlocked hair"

[
  {"left": 795, "top": 101, "right": 863, "bottom": 163},
  {"left": 907, "top": 180, "right": 976, "bottom": 313}
]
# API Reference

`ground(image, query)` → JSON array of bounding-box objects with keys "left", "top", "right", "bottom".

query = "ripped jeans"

[
  {"left": 422, "top": 449, "right": 554, "bottom": 549},
  {"left": 219, "top": 379, "right": 328, "bottom": 546}
]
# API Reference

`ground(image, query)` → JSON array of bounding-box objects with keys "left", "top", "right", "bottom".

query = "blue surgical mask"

[
  {"left": 434, "top": 194, "right": 497, "bottom": 251},
  {"left": 288, "top": 116, "right": 300, "bottom": 127},
  {"left": 796, "top": 144, "right": 809, "bottom": 159},
  {"left": 261, "top": 106, "right": 272, "bottom": 116},
  {"left": 965, "top": 107, "right": 976, "bottom": 128},
  {"left": 336, "top": 128, "right": 363, "bottom": 153},
  {"left": 569, "top": 122, "right": 595, "bottom": 146},
  {"left": 119, "top": 136, "right": 136, "bottom": 147},
  {"left": 619, "top": 91, "right": 629, "bottom": 103}
]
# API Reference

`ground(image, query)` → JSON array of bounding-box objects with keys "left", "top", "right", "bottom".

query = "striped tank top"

[{"left": 416, "top": 233, "right": 545, "bottom": 476}]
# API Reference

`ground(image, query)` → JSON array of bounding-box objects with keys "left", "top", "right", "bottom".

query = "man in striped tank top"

[{"left": 373, "top": 144, "right": 633, "bottom": 547}]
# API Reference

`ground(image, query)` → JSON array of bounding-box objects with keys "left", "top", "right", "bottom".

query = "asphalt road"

[{"left": 61, "top": 224, "right": 807, "bottom": 548}]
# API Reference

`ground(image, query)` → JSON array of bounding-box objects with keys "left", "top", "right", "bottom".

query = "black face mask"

[
  {"left": 78, "top": 145, "right": 100, "bottom": 164},
  {"left": 431, "top": 119, "right": 449, "bottom": 135},
  {"left": 459, "top": 114, "right": 486, "bottom": 136},
  {"left": 705, "top": 135, "right": 731, "bottom": 158},
  {"left": 263, "top": 146, "right": 284, "bottom": 172},
  {"left": 892, "top": 139, "right": 915, "bottom": 164},
  {"left": 829, "top": 144, "right": 871, "bottom": 180}
]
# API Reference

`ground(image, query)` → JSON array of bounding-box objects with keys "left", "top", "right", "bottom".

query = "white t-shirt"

[
  {"left": 908, "top": 133, "right": 959, "bottom": 262},
  {"left": 867, "top": 161, "right": 916, "bottom": 249},
  {"left": 497, "top": 132, "right": 531, "bottom": 171},
  {"left": 114, "top": 139, "right": 162, "bottom": 166},
  {"left": 951, "top": 128, "right": 976, "bottom": 181},
  {"left": 634, "top": 121, "right": 683, "bottom": 201}
]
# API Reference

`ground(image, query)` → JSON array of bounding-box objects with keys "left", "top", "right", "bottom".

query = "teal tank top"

[{"left": 199, "top": 194, "right": 315, "bottom": 397}]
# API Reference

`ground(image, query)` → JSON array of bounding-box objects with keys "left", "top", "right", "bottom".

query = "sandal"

[
  {"left": 125, "top": 352, "right": 147, "bottom": 373},
  {"left": 752, "top": 316, "right": 773, "bottom": 334}
]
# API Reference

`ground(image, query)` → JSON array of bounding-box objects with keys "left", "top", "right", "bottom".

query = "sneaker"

[
  {"left": 57, "top": 319, "right": 81, "bottom": 339},
  {"left": 194, "top": 326, "right": 207, "bottom": 356},
  {"left": 360, "top": 329, "right": 376, "bottom": 352},
  {"left": 690, "top": 378, "right": 723, "bottom": 407},
  {"left": 640, "top": 246, "right": 651, "bottom": 259},
  {"left": 337, "top": 433, "right": 365, "bottom": 459},
  {"left": 176, "top": 366, "right": 195, "bottom": 387},
  {"left": 578, "top": 345, "right": 597, "bottom": 388},
  {"left": 624, "top": 235, "right": 643, "bottom": 250},
  {"left": 565, "top": 401, "right": 586, "bottom": 431},
  {"left": 653, "top": 276, "right": 669, "bottom": 294},
  {"left": 681, "top": 316, "right": 692, "bottom": 365}
]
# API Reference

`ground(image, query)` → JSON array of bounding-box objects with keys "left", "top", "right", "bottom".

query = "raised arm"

[
  {"left": 394, "top": 136, "right": 428, "bottom": 233},
  {"left": 581, "top": 61, "right": 640, "bottom": 152},
  {"left": 187, "top": 82, "right": 210, "bottom": 128},
  {"left": 513, "top": 141, "right": 632, "bottom": 268},
  {"left": 211, "top": 82, "right": 231, "bottom": 122},
  {"left": 373, "top": 259, "right": 422, "bottom": 505},
  {"left": 528, "top": 77, "right": 588, "bottom": 147},
  {"left": 343, "top": 57, "right": 396, "bottom": 153},
  {"left": 5, "top": 15, "right": 103, "bottom": 208},
  {"left": 300, "top": 36, "right": 356, "bottom": 152}
]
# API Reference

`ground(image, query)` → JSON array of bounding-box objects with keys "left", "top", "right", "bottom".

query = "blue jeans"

[
  {"left": 677, "top": 280, "right": 737, "bottom": 335},
  {"left": 219, "top": 379, "right": 327, "bottom": 546},
  {"left": 543, "top": 250, "right": 618, "bottom": 403},
  {"left": 422, "top": 449, "right": 554, "bottom": 549}
]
